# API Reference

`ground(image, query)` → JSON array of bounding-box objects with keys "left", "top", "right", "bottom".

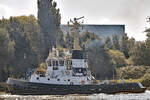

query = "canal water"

[{"left": 0, "top": 91, "right": 150, "bottom": 100}]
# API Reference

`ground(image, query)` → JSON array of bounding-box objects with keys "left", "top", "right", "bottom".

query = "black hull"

[{"left": 6, "top": 78, "right": 146, "bottom": 95}]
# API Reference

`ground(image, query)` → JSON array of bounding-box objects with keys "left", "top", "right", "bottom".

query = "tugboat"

[{"left": 6, "top": 17, "right": 146, "bottom": 95}]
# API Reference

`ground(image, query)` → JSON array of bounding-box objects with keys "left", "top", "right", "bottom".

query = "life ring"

[
  {"left": 66, "top": 70, "right": 70, "bottom": 75},
  {"left": 81, "top": 80, "right": 85, "bottom": 85}
]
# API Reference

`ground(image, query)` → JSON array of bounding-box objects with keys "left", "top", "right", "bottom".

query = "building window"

[{"left": 37, "top": 77, "right": 39, "bottom": 80}]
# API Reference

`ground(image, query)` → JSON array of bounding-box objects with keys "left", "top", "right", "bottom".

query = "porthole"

[
  {"left": 37, "top": 77, "right": 39, "bottom": 80},
  {"left": 48, "top": 78, "right": 50, "bottom": 81},
  {"left": 57, "top": 79, "right": 60, "bottom": 81},
  {"left": 68, "top": 79, "right": 70, "bottom": 81}
]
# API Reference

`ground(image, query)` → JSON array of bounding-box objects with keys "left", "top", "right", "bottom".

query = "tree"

[
  {"left": 64, "top": 32, "right": 74, "bottom": 49},
  {"left": 0, "top": 28, "right": 14, "bottom": 81},
  {"left": 121, "top": 33, "right": 129, "bottom": 58},
  {"left": 128, "top": 37, "right": 135, "bottom": 51},
  {"left": 104, "top": 36, "right": 113, "bottom": 49},
  {"left": 130, "top": 42, "right": 150, "bottom": 66},
  {"left": 145, "top": 29, "right": 150, "bottom": 48},
  {"left": 1, "top": 16, "right": 46, "bottom": 78},
  {"left": 38, "top": 0, "right": 63, "bottom": 59},
  {"left": 112, "top": 34, "right": 120, "bottom": 50},
  {"left": 109, "top": 50, "right": 127, "bottom": 68}
]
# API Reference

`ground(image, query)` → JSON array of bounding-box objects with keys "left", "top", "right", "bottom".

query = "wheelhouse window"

[
  {"left": 66, "top": 60, "right": 72, "bottom": 70},
  {"left": 56, "top": 61, "right": 59, "bottom": 66},
  {"left": 52, "top": 60, "right": 56, "bottom": 66},
  {"left": 73, "top": 68, "right": 87, "bottom": 74},
  {"left": 47, "top": 59, "right": 52, "bottom": 66},
  {"left": 59, "top": 60, "right": 64, "bottom": 66}
]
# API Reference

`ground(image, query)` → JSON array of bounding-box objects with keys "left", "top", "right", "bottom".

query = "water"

[{"left": 1, "top": 91, "right": 150, "bottom": 100}]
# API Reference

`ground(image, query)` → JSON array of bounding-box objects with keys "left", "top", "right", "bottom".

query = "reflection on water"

[{"left": 0, "top": 91, "right": 150, "bottom": 100}]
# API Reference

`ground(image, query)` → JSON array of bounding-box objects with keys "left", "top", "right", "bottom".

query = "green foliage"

[
  {"left": 120, "top": 33, "right": 129, "bottom": 58},
  {"left": 128, "top": 37, "right": 135, "bottom": 53},
  {"left": 117, "top": 66, "right": 149, "bottom": 79},
  {"left": 112, "top": 34, "right": 120, "bottom": 50},
  {"left": 0, "top": 28, "right": 14, "bottom": 81},
  {"left": 109, "top": 50, "right": 127, "bottom": 68},
  {"left": 128, "top": 26, "right": 150, "bottom": 66},
  {"left": 64, "top": 32, "right": 74, "bottom": 49},
  {"left": 1, "top": 13, "right": 150, "bottom": 84},
  {"left": 140, "top": 69, "right": 150, "bottom": 87},
  {"left": 104, "top": 36, "right": 113, "bottom": 49},
  {"left": 130, "top": 41, "right": 150, "bottom": 66},
  {"left": 0, "top": 16, "right": 48, "bottom": 80},
  {"left": 0, "top": 14, "right": 64, "bottom": 81},
  {"left": 146, "top": 32, "right": 150, "bottom": 50},
  {"left": 6, "top": 16, "right": 45, "bottom": 77},
  {"left": 38, "top": 0, "right": 63, "bottom": 59},
  {"left": 0, "top": 83, "right": 7, "bottom": 92}
]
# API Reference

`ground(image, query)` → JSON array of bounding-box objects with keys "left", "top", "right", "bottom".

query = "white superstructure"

[
  {"left": 29, "top": 48, "right": 93, "bottom": 85},
  {"left": 29, "top": 17, "right": 94, "bottom": 85}
]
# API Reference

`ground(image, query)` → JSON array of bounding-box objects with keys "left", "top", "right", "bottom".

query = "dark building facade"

[{"left": 61, "top": 24, "right": 125, "bottom": 38}]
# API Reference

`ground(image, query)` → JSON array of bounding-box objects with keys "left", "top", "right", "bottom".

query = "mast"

[{"left": 68, "top": 16, "right": 84, "bottom": 50}]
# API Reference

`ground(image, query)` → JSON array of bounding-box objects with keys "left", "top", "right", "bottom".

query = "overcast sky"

[{"left": 0, "top": 0, "right": 150, "bottom": 40}]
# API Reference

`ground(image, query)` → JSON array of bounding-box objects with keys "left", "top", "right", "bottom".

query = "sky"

[{"left": 0, "top": 0, "right": 150, "bottom": 41}]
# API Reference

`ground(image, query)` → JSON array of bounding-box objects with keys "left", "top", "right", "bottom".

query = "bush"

[
  {"left": 0, "top": 83, "right": 7, "bottom": 92},
  {"left": 140, "top": 70, "right": 150, "bottom": 87},
  {"left": 109, "top": 50, "right": 127, "bottom": 68},
  {"left": 117, "top": 66, "right": 149, "bottom": 79}
]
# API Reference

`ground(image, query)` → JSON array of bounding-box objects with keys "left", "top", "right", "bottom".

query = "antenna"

[
  {"left": 68, "top": 16, "right": 85, "bottom": 50},
  {"left": 81, "top": 19, "right": 84, "bottom": 30},
  {"left": 67, "top": 21, "right": 70, "bottom": 34},
  {"left": 74, "top": 16, "right": 84, "bottom": 21}
]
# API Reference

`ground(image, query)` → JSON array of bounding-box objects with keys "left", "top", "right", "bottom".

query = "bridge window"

[
  {"left": 59, "top": 60, "right": 64, "bottom": 66},
  {"left": 52, "top": 61, "right": 55, "bottom": 66},
  {"left": 47, "top": 59, "right": 52, "bottom": 66},
  {"left": 56, "top": 61, "right": 58, "bottom": 66}
]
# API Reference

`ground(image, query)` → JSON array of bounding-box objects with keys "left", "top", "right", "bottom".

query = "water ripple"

[{"left": 1, "top": 91, "right": 150, "bottom": 100}]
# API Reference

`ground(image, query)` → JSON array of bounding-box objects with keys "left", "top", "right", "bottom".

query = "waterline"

[{"left": 1, "top": 91, "right": 150, "bottom": 100}]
